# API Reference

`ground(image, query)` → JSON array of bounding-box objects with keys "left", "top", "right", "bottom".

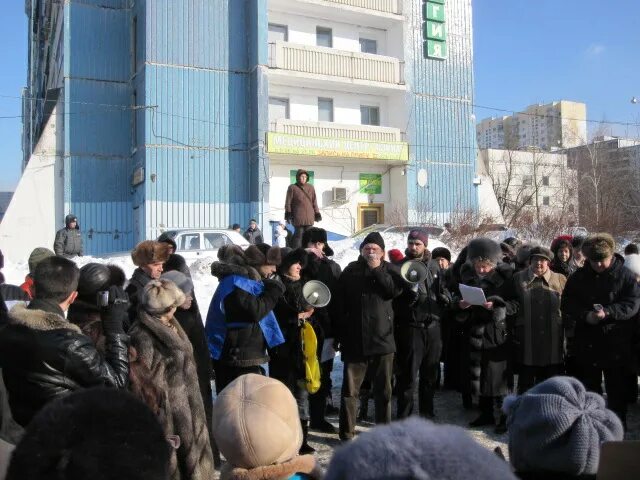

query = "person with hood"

[
  {"left": 128, "top": 279, "right": 215, "bottom": 480},
  {"left": 562, "top": 233, "right": 640, "bottom": 427},
  {"left": 0, "top": 256, "right": 130, "bottom": 428},
  {"left": 550, "top": 235, "right": 575, "bottom": 278},
  {"left": 285, "top": 169, "right": 321, "bottom": 248},
  {"left": 206, "top": 244, "right": 286, "bottom": 393},
  {"left": 212, "top": 374, "right": 323, "bottom": 480},
  {"left": 301, "top": 227, "right": 342, "bottom": 433},
  {"left": 333, "top": 232, "right": 404, "bottom": 441},
  {"left": 393, "top": 229, "right": 447, "bottom": 419},
  {"left": 508, "top": 246, "right": 567, "bottom": 393},
  {"left": 19, "top": 248, "right": 55, "bottom": 300},
  {"left": 453, "top": 237, "right": 517, "bottom": 433},
  {"left": 53, "top": 214, "right": 83, "bottom": 258},
  {"left": 157, "top": 235, "right": 191, "bottom": 277},
  {"left": 244, "top": 219, "right": 263, "bottom": 245},
  {"left": 275, "top": 221, "right": 289, "bottom": 248},
  {"left": 126, "top": 240, "right": 171, "bottom": 329}
]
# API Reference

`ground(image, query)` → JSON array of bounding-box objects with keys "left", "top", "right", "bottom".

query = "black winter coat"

[
  {"left": 210, "top": 262, "right": 284, "bottom": 367},
  {"left": 53, "top": 226, "right": 83, "bottom": 257},
  {"left": 562, "top": 254, "right": 640, "bottom": 368},
  {"left": 393, "top": 257, "right": 444, "bottom": 328},
  {"left": 125, "top": 268, "right": 153, "bottom": 329},
  {"left": 0, "top": 299, "right": 129, "bottom": 426},
  {"left": 302, "top": 252, "right": 342, "bottom": 339},
  {"left": 272, "top": 276, "right": 307, "bottom": 379},
  {"left": 334, "top": 257, "right": 404, "bottom": 361}
]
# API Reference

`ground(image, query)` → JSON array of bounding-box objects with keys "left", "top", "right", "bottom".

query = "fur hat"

[
  {"left": 529, "top": 246, "right": 554, "bottom": 262},
  {"left": 466, "top": 238, "right": 502, "bottom": 265},
  {"left": 245, "top": 244, "right": 282, "bottom": 267},
  {"left": 503, "top": 236, "right": 522, "bottom": 250},
  {"left": 324, "top": 418, "right": 517, "bottom": 480},
  {"left": 550, "top": 235, "right": 573, "bottom": 254},
  {"left": 582, "top": 233, "right": 616, "bottom": 261},
  {"left": 295, "top": 169, "right": 309, "bottom": 182},
  {"left": 408, "top": 228, "right": 429, "bottom": 246},
  {"left": 504, "top": 376, "right": 623, "bottom": 476},
  {"left": 515, "top": 242, "right": 539, "bottom": 267},
  {"left": 387, "top": 249, "right": 405, "bottom": 264},
  {"left": 212, "top": 374, "right": 303, "bottom": 470},
  {"left": 28, "top": 247, "right": 55, "bottom": 275},
  {"left": 360, "top": 232, "right": 385, "bottom": 251},
  {"left": 301, "top": 227, "right": 327, "bottom": 246},
  {"left": 624, "top": 253, "right": 640, "bottom": 277},
  {"left": 6, "top": 388, "right": 171, "bottom": 480},
  {"left": 500, "top": 242, "right": 516, "bottom": 261},
  {"left": 160, "top": 270, "right": 194, "bottom": 296},
  {"left": 141, "top": 279, "right": 186, "bottom": 315},
  {"left": 157, "top": 235, "right": 177, "bottom": 252},
  {"left": 431, "top": 247, "right": 451, "bottom": 263},
  {"left": 131, "top": 241, "right": 171, "bottom": 267},
  {"left": 279, "top": 248, "right": 308, "bottom": 275}
]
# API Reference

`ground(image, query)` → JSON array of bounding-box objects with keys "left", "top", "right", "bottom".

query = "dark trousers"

[
  {"left": 517, "top": 364, "right": 564, "bottom": 394},
  {"left": 212, "top": 362, "right": 263, "bottom": 394},
  {"left": 270, "top": 359, "right": 309, "bottom": 421},
  {"left": 576, "top": 365, "right": 629, "bottom": 426},
  {"left": 339, "top": 353, "right": 394, "bottom": 440},
  {"left": 309, "top": 358, "right": 334, "bottom": 423},
  {"left": 395, "top": 322, "right": 442, "bottom": 418},
  {"left": 291, "top": 225, "right": 312, "bottom": 248}
]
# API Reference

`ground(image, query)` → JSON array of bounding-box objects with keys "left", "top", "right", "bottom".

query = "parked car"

[
  {"left": 350, "top": 224, "right": 446, "bottom": 241},
  {"left": 157, "top": 229, "right": 250, "bottom": 260}
]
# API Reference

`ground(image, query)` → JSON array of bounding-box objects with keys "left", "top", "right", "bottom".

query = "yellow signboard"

[{"left": 267, "top": 132, "right": 409, "bottom": 161}]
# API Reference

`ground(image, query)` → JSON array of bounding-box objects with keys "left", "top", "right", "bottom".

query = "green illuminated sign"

[
  {"left": 359, "top": 174, "right": 382, "bottom": 194},
  {"left": 422, "top": 1, "right": 447, "bottom": 60}
]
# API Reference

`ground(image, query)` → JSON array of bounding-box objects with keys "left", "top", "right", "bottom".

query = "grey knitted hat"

[
  {"left": 505, "top": 376, "right": 624, "bottom": 476},
  {"left": 325, "top": 417, "right": 517, "bottom": 480},
  {"left": 160, "top": 270, "right": 194, "bottom": 296}
]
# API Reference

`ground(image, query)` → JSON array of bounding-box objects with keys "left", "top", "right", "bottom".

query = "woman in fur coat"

[{"left": 128, "top": 279, "right": 215, "bottom": 480}]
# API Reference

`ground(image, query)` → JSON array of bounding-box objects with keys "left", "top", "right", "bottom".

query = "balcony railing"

[
  {"left": 323, "top": 0, "right": 400, "bottom": 14},
  {"left": 270, "top": 119, "right": 404, "bottom": 142},
  {"left": 268, "top": 41, "right": 404, "bottom": 86}
]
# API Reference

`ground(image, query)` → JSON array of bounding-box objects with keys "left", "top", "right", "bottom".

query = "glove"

[
  {"left": 314, "top": 213, "right": 322, "bottom": 222},
  {"left": 264, "top": 276, "right": 286, "bottom": 295},
  {"left": 102, "top": 285, "right": 129, "bottom": 335},
  {"left": 585, "top": 311, "right": 601, "bottom": 325}
]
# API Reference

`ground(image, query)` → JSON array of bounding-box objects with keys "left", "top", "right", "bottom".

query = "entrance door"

[{"left": 357, "top": 204, "right": 384, "bottom": 230}]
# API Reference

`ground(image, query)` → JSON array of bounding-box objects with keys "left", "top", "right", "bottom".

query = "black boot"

[
  {"left": 357, "top": 395, "right": 370, "bottom": 422},
  {"left": 462, "top": 393, "right": 473, "bottom": 410},
  {"left": 299, "top": 420, "right": 316, "bottom": 455},
  {"left": 469, "top": 396, "right": 494, "bottom": 427},
  {"left": 493, "top": 397, "right": 507, "bottom": 433}
]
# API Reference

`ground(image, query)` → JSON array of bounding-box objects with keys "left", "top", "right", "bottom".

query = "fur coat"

[{"left": 128, "top": 311, "right": 215, "bottom": 480}]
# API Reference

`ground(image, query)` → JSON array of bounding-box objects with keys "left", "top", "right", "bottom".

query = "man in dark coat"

[
  {"left": 125, "top": 240, "right": 171, "bottom": 329},
  {"left": 285, "top": 169, "right": 321, "bottom": 248},
  {"left": 394, "top": 229, "right": 448, "bottom": 419},
  {"left": 243, "top": 219, "right": 264, "bottom": 245},
  {"left": 206, "top": 244, "right": 285, "bottom": 393},
  {"left": 562, "top": 233, "right": 640, "bottom": 427},
  {"left": 0, "top": 256, "right": 129, "bottom": 427},
  {"left": 53, "top": 214, "right": 83, "bottom": 257},
  {"left": 334, "top": 232, "right": 403, "bottom": 440},
  {"left": 301, "top": 227, "right": 342, "bottom": 433}
]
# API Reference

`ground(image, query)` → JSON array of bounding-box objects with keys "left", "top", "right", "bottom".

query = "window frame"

[
  {"left": 359, "top": 37, "right": 378, "bottom": 54},
  {"left": 318, "top": 97, "right": 334, "bottom": 123},
  {"left": 360, "top": 105, "right": 380, "bottom": 126},
  {"left": 316, "top": 27, "right": 333, "bottom": 48},
  {"left": 268, "top": 23, "right": 289, "bottom": 42}
]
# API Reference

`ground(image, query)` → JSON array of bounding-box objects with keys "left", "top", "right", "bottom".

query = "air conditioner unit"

[{"left": 332, "top": 186, "right": 348, "bottom": 203}]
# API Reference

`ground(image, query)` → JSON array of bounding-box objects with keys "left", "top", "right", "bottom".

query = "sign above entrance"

[
  {"left": 267, "top": 132, "right": 409, "bottom": 162},
  {"left": 359, "top": 173, "right": 382, "bottom": 194}
]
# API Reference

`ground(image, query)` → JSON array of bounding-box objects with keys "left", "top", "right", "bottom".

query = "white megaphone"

[
  {"left": 400, "top": 260, "right": 428, "bottom": 285},
  {"left": 302, "top": 280, "right": 332, "bottom": 308}
]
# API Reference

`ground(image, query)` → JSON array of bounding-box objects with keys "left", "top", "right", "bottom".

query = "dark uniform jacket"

[
  {"left": 53, "top": 218, "right": 83, "bottom": 257},
  {"left": 393, "top": 256, "right": 444, "bottom": 328},
  {"left": 562, "top": 254, "right": 640, "bottom": 369},
  {"left": 334, "top": 257, "right": 403, "bottom": 361},
  {"left": 302, "top": 251, "right": 342, "bottom": 340},
  {"left": 125, "top": 268, "right": 153, "bottom": 329},
  {"left": 0, "top": 299, "right": 129, "bottom": 427}
]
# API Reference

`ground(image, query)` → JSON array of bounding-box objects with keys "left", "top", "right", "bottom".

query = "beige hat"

[
  {"left": 212, "top": 374, "right": 302, "bottom": 470},
  {"left": 141, "top": 279, "right": 185, "bottom": 314}
]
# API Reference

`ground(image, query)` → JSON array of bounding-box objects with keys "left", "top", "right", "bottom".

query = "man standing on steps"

[{"left": 285, "top": 169, "right": 321, "bottom": 248}]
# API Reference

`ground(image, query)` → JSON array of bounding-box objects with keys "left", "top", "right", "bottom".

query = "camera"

[{"left": 97, "top": 290, "right": 109, "bottom": 308}]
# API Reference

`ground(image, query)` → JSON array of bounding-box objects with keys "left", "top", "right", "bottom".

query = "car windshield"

[{"left": 349, "top": 224, "right": 382, "bottom": 239}]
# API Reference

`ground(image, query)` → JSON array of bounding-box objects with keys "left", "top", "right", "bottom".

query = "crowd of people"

[{"left": 1, "top": 216, "right": 640, "bottom": 479}]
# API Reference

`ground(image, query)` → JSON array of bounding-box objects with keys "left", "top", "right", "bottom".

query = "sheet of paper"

[
  {"left": 321, "top": 337, "right": 337, "bottom": 363},
  {"left": 458, "top": 283, "right": 487, "bottom": 306}
]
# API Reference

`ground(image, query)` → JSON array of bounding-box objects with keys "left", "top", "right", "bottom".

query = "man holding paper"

[{"left": 454, "top": 238, "right": 517, "bottom": 434}]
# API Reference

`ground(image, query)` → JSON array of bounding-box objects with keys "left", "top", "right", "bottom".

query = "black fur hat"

[
  {"left": 431, "top": 247, "right": 451, "bottom": 263},
  {"left": 279, "top": 248, "right": 308, "bottom": 275},
  {"left": 467, "top": 238, "right": 502, "bottom": 264},
  {"left": 6, "top": 388, "right": 171, "bottom": 480},
  {"left": 245, "top": 243, "right": 282, "bottom": 267},
  {"left": 302, "top": 227, "right": 328, "bottom": 246}
]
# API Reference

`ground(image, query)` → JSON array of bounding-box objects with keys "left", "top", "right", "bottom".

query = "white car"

[{"left": 157, "top": 229, "right": 250, "bottom": 260}]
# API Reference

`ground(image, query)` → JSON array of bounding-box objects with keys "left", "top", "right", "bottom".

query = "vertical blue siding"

[{"left": 404, "top": 0, "right": 477, "bottom": 220}]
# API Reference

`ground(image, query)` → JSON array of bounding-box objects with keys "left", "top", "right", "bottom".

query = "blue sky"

[{"left": 0, "top": 0, "right": 639, "bottom": 191}]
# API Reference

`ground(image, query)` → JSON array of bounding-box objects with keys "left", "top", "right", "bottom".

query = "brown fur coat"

[{"left": 128, "top": 310, "right": 215, "bottom": 480}]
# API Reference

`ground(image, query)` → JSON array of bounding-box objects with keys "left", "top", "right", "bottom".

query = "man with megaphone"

[{"left": 393, "top": 228, "right": 448, "bottom": 419}]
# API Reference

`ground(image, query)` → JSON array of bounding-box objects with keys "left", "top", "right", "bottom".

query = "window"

[
  {"left": 318, "top": 98, "right": 333, "bottom": 122},
  {"left": 268, "top": 23, "right": 288, "bottom": 43},
  {"left": 359, "top": 38, "right": 377, "bottom": 54},
  {"left": 316, "top": 27, "right": 332, "bottom": 48},
  {"left": 179, "top": 234, "right": 201, "bottom": 251},
  {"left": 204, "top": 233, "right": 229, "bottom": 249},
  {"left": 523, "top": 175, "right": 533, "bottom": 186},
  {"left": 360, "top": 105, "right": 380, "bottom": 126},
  {"left": 543, "top": 196, "right": 550, "bottom": 206},
  {"left": 269, "top": 97, "right": 289, "bottom": 123},
  {"left": 542, "top": 176, "right": 550, "bottom": 186}
]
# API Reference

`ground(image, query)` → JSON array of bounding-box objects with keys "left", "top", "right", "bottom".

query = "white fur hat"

[{"left": 141, "top": 279, "right": 186, "bottom": 314}]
